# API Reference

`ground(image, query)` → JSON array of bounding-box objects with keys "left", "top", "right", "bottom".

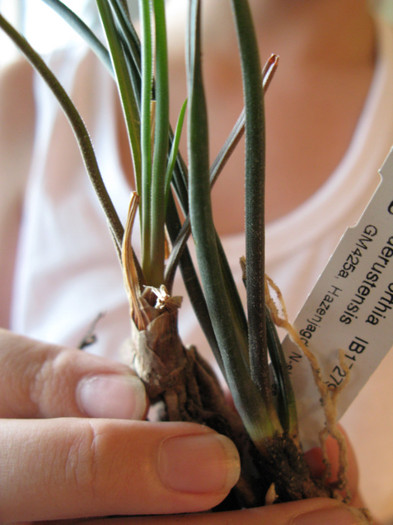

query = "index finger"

[
  {"left": 40, "top": 499, "right": 369, "bottom": 525},
  {"left": 0, "top": 419, "right": 240, "bottom": 523}
]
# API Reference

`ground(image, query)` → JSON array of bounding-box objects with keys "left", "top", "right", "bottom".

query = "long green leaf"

[
  {"left": 165, "top": 197, "right": 225, "bottom": 375},
  {"left": 138, "top": 0, "right": 154, "bottom": 280},
  {"left": 210, "top": 54, "right": 278, "bottom": 187},
  {"left": 96, "top": 0, "right": 141, "bottom": 191},
  {"left": 231, "top": 0, "right": 271, "bottom": 404},
  {"left": 109, "top": 0, "right": 142, "bottom": 106},
  {"left": 187, "top": 0, "right": 278, "bottom": 443},
  {"left": 41, "top": 0, "right": 113, "bottom": 74},
  {"left": 149, "top": 0, "right": 170, "bottom": 286},
  {"left": 266, "top": 308, "right": 298, "bottom": 437},
  {"left": 110, "top": 0, "right": 141, "bottom": 73},
  {"left": 0, "top": 12, "right": 124, "bottom": 255},
  {"left": 164, "top": 98, "right": 188, "bottom": 209}
]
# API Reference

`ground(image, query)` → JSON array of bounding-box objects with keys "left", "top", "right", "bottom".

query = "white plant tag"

[{"left": 281, "top": 147, "right": 393, "bottom": 450}]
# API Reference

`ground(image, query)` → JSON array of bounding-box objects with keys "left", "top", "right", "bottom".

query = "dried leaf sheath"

[{"left": 120, "top": 195, "right": 260, "bottom": 507}]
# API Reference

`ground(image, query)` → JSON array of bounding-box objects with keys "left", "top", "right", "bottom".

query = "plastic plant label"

[{"left": 281, "top": 147, "right": 393, "bottom": 450}]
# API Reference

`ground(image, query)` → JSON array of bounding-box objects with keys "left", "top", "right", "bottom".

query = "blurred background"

[
  {"left": 0, "top": 0, "right": 137, "bottom": 67},
  {"left": 1, "top": 0, "right": 393, "bottom": 68}
]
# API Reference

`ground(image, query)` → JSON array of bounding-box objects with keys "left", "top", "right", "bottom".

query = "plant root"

[{"left": 265, "top": 275, "right": 351, "bottom": 501}]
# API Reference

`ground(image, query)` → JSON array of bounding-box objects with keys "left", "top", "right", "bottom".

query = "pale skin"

[
  {"left": 0, "top": 328, "right": 365, "bottom": 524},
  {"left": 0, "top": 0, "right": 378, "bottom": 522}
]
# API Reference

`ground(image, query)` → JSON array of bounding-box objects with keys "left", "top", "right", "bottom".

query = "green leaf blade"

[
  {"left": 149, "top": 0, "right": 170, "bottom": 285},
  {"left": 187, "top": 0, "right": 277, "bottom": 444}
]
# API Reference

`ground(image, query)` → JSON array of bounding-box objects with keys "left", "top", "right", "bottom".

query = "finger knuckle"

[
  {"left": 63, "top": 420, "right": 100, "bottom": 499},
  {"left": 30, "top": 347, "right": 78, "bottom": 416}
]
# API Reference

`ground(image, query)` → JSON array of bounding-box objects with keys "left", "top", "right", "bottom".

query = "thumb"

[{"left": 0, "top": 328, "right": 147, "bottom": 419}]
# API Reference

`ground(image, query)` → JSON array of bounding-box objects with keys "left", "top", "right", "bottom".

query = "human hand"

[
  {"left": 0, "top": 329, "right": 240, "bottom": 523},
  {"left": 37, "top": 433, "right": 370, "bottom": 525},
  {"left": 0, "top": 329, "right": 371, "bottom": 524}
]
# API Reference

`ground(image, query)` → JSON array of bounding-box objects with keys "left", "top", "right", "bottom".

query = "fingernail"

[
  {"left": 292, "top": 505, "right": 369, "bottom": 525},
  {"left": 77, "top": 374, "right": 146, "bottom": 419},
  {"left": 158, "top": 432, "right": 240, "bottom": 494}
]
